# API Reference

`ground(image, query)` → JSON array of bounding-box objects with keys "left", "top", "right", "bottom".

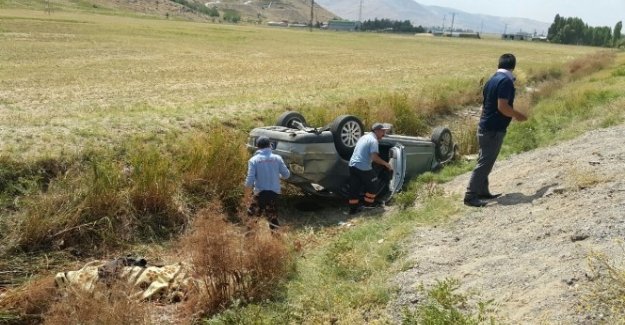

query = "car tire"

[
  {"left": 329, "top": 115, "right": 364, "bottom": 160},
  {"left": 431, "top": 127, "right": 453, "bottom": 162},
  {"left": 276, "top": 111, "right": 307, "bottom": 129}
]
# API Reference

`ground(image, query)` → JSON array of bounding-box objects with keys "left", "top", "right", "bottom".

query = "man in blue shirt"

[
  {"left": 347, "top": 123, "right": 393, "bottom": 215},
  {"left": 245, "top": 136, "right": 290, "bottom": 229},
  {"left": 464, "top": 53, "right": 527, "bottom": 207}
]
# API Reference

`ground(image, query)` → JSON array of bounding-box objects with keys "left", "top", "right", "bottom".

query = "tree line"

[
  {"left": 361, "top": 18, "right": 426, "bottom": 33},
  {"left": 548, "top": 14, "right": 623, "bottom": 47}
]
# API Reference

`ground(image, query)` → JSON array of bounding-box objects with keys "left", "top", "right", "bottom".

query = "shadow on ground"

[
  {"left": 279, "top": 194, "right": 385, "bottom": 230},
  {"left": 495, "top": 184, "right": 557, "bottom": 205}
]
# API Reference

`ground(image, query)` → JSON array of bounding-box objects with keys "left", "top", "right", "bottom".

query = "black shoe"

[
  {"left": 478, "top": 193, "right": 502, "bottom": 200},
  {"left": 464, "top": 197, "right": 487, "bottom": 207}
]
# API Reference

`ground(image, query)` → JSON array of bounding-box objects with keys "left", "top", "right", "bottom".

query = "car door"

[{"left": 388, "top": 144, "right": 406, "bottom": 195}]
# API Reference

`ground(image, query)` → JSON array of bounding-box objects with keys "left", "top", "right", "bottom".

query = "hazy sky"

[{"left": 416, "top": 0, "right": 624, "bottom": 27}]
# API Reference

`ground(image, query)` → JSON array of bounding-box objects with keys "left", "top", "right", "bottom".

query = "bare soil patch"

[{"left": 389, "top": 124, "right": 625, "bottom": 324}]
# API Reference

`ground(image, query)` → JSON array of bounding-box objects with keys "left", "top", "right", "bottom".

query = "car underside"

[{"left": 247, "top": 112, "right": 455, "bottom": 203}]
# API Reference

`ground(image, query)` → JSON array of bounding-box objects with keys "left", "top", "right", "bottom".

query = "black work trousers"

[
  {"left": 348, "top": 166, "right": 378, "bottom": 211},
  {"left": 247, "top": 190, "right": 280, "bottom": 229}
]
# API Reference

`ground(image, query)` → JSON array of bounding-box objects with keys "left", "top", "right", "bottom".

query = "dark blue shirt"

[{"left": 479, "top": 71, "right": 515, "bottom": 132}]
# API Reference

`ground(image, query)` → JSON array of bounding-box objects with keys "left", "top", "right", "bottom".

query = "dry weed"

[
  {"left": 582, "top": 248, "right": 625, "bottom": 323},
  {"left": 566, "top": 51, "right": 616, "bottom": 80},
  {"left": 564, "top": 167, "right": 609, "bottom": 191},
  {"left": 453, "top": 117, "right": 479, "bottom": 156},
  {"left": 178, "top": 205, "right": 292, "bottom": 320},
  {"left": 0, "top": 276, "right": 56, "bottom": 324},
  {"left": 43, "top": 282, "right": 151, "bottom": 325},
  {"left": 177, "top": 127, "right": 247, "bottom": 213}
]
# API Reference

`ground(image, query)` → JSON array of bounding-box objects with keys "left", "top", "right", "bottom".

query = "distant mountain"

[
  {"left": 200, "top": 0, "right": 337, "bottom": 24},
  {"left": 2, "top": 0, "right": 338, "bottom": 25},
  {"left": 315, "top": 0, "right": 551, "bottom": 35}
]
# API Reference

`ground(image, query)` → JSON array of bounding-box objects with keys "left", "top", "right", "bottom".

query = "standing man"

[
  {"left": 245, "top": 136, "right": 290, "bottom": 229},
  {"left": 347, "top": 123, "right": 393, "bottom": 215},
  {"left": 464, "top": 53, "right": 527, "bottom": 207}
]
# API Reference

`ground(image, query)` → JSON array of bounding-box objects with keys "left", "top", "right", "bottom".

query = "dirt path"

[{"left": 388, "top": 124, "right": 625, "bottom": 324}]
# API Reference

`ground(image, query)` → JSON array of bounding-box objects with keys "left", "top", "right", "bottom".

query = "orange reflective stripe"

[
  {"left": 365, "top": 192, "right": 376, "bottom": 199},
  {"left": 364, "top": 197, "right": 375, "bottom": 203},
  {"left": 348, "top": 199, "right": 359, "bottom": 204}
]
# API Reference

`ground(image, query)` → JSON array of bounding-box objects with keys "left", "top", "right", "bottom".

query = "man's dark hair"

[
  {"left": 498, "top": 53, "right": 516, "bottom": 70},
  {"left": 256, "top": 136, "right": 271, "bottom": 149}
]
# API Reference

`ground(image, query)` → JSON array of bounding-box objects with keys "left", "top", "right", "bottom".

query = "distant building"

[
  {"left": 267, "top": 21, "right": 288, "bottom": 27},
  {"left": 432, "top": 31, "right": 480, "bottom": 39},
  {"left": 326, "top": 20, "right": 360, "bottom": 32},
  {"left": 501, "top": 32, "right": 532, "bottom": 40}
]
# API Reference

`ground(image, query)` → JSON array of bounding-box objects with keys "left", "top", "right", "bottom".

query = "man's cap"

[
  {"left": 371, "top": 122, "right": 391, "bottom": 131},
  {"left": 256, "top": 136, "right": 271, "bottom": 148}
]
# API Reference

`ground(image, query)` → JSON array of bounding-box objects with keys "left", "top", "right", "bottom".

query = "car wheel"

[
  {"left": 276, "top": 111, "right": 307, "bottom": 129},
  {"left": 329, "top": 115, "right": 364, "bottom": 160},
  {"left": 431, "top": 127, "right": 453, "bottom": 161}
]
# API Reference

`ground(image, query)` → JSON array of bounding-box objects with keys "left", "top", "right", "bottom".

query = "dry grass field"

[{"left": 0, "top": 8, "right": 599, "bottom": 160}]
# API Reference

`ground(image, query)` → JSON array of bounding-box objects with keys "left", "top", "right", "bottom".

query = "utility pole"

[
  {"left": 449, "top": 12, "right": 456, "bottom": 32},
  {"left": 358, "top": 0, "right": 364, "bottom": 22},
  {"left": 503, "top": 23, "right": 508, "bottom": 35},
  {"left": 310, "top": 0, "right": 314, "bottom": 32}
]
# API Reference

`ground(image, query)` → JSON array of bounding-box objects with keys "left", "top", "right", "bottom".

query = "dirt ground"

[{"left": 388, "top": 124, "right": 625, "bottom": 324}]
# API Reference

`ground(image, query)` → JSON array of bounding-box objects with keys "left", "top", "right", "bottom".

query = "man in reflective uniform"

[
  {"left": 245, "top": 136, "right": 290, "bottom": 229},
  {"left": 347, "top": 123, "right": 393, "bottom": 215}
]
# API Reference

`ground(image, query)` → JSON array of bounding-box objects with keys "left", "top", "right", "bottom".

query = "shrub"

[
  {"left": 527, "top": 65, "right": 563, "bottom": 83},
  {"left": 10, "top": 158, "right": 130, "bottom": 252},
  {"left": 566, "top": 51, "right": 616, "bottom": 80},
  {"left": 179, "top": 206, "right": 292, "bottom": 320},
  {"left": 345, "top": 98, "right": 373, "bottom": 126},
  {"left": 393, "top": 94, "right": 429, "bottom": 135},
  {"left": 0, "top": 157, "right": 69, "bottom": 210},
  {"left": 223, "top": 9, "right": 240, "bottom": 23},
  {"left": 128, "top": 145, "right": 187, "bottom": 239},
  {"left": 177, "top": 127, "right": 247, "bottom": 213}
]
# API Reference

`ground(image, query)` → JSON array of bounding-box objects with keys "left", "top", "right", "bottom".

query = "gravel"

[{"left": 388, "top": 124, "right": 625, "bottom": 324}]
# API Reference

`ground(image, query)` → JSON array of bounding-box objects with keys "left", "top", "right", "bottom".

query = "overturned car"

[{"left": 247, "top": 111, "right": 456, "bottom": 203}]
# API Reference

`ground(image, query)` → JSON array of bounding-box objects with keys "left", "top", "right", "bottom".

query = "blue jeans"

[{"left": 465, "top": 129, "right": 506, "bottom": 199}]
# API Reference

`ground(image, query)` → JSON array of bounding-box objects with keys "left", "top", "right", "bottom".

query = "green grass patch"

[
  {"left": 394, "top": 160, "right": 474, "bottom": 209},
  {"left": 0, "top": 124, "right": 248, "bottom": 255},
  {"left": 612, "top": 65, "right": 625, "bottom": 77},
  {"left": 402, "top": 278, "right": 497, "bottom": 325},
  {"left": 206, "top": 193, "right": 461, "bottom": 323},
  {"left": 503, "top": 56, "right": 625, "bottom": 156}
]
